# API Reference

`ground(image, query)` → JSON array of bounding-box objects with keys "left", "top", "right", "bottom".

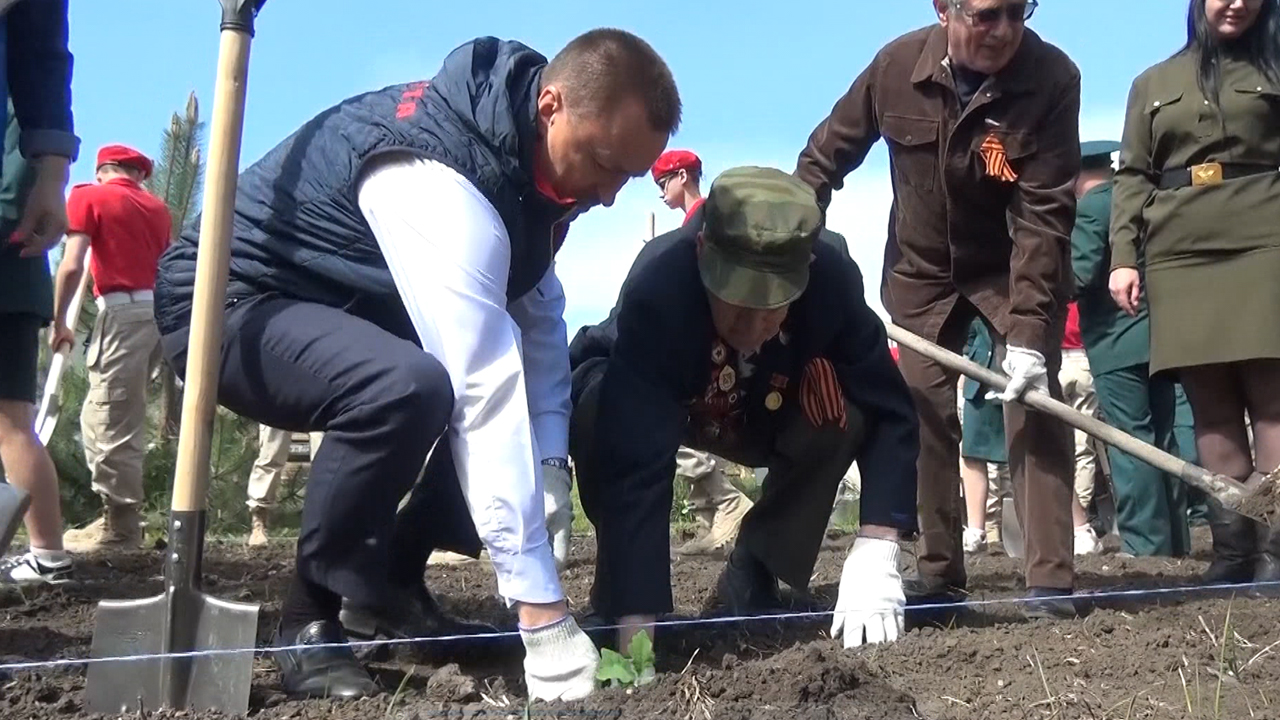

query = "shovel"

[
  {"left": 85, "top": 1, "right": 266, "bottom": 714},
  {"left": 34, "top": 249, "right": 92, "bottom": 446},
  {"left": 885, "top": 324, "right": 1280, "bottom": 527}
]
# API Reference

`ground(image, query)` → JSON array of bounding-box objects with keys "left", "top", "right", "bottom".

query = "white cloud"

[{"left": 558, "top": 110, "right": 1125, "bottom": 334}]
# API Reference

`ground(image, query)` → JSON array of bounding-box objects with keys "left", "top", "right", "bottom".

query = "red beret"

[
  {"left": 651, "top": 149, "right": 701, "bottom": 182},
  {"left": 96, "top": 144, "right": 153, "bottom": 179}
]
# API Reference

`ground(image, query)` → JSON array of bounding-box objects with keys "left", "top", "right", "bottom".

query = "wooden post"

[{"left": 646, "top": 211, "right": 655, "bottom": 242}]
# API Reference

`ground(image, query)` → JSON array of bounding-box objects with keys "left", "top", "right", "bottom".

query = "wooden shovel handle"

[
  {"left": 884, "top": 323, "right": 1253, "bottom": 512},
  {"left": 170, "top": 24, "right": 253, "bottom": 513}
]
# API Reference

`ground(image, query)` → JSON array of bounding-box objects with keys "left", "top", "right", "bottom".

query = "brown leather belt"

[{"left": 1157, "top": 162, "right": 1278, "bottom": 190}]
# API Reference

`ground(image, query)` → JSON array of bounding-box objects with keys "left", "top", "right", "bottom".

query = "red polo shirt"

[
  {"left": 682, "top": 197, "right": 706, "bottom": 226},
  {"left": 1062, "top": 301, "right": 1084, "bottom": 350},
  {"left": 65, "top": 177, "right": 172, "bottom": 297}
]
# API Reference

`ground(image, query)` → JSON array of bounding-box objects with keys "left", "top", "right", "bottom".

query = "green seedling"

[{"left": 596, "top": 631, "right": 657, "bottom": 689}]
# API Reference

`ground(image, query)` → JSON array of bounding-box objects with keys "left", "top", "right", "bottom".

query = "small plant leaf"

[
  {"left": 635, "top": 666, "right": 657, "bottom": 687},
  {"left": 596, "top": 648, "right": 637, "bottom": 686},
  {"left": 628, "top": 630, "right": 656, "bottom": 676}
]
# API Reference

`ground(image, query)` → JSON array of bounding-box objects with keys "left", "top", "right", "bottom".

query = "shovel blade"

[
  {"left": 1236, "top": 469, "right": 1280, "bottom": 528},
  {"left": 86, "top": 591, "right": 260, "bottom": 715},
  {"left": 35, "top": 400, "right": 59, "bottom": 446},
  {"left": 1001, "top": 497, "right": 1025, "bottom": 560}
]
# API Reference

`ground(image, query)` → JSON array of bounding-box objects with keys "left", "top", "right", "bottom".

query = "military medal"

[
  {"left": 711, "top": 341, "right": 727, "bottom": 365},
  {"left": 765, "top": 373, "right": 787, "bottom": 411},
  {"left": 718, "top": 365, "right": 736, "bottom": 392}
]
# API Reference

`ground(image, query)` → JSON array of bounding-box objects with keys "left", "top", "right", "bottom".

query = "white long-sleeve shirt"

[{"left": 356, "top": 155, "right": 570, "bottom": 606}]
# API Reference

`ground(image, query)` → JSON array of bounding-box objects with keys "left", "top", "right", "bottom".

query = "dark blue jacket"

[
  {"left": 154, "top": 37, "right": 579, "bottom": 341},
  {"left": 570, "top": 207, "right": 920, "bottom": 616},
  {"left": 0, "top": 0, "right": 79, "bottom": 175}
]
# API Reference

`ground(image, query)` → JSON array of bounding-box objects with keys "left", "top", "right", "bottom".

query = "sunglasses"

[{"left": 956, "top": 0, "right": 1038, "bottom": 27}]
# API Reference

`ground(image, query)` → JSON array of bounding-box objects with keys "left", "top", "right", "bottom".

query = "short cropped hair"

[{"left": 543, "top": 28, "right": 682, "bottom": 135}]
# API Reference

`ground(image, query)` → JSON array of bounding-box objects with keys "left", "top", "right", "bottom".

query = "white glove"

[
  {"left": 543, "top": 463, "right": 573, "bottom": 570},
  {"left": 831, "top": 537, "right": 905, "bottom": 649},
  {"left": 985, "top": 345, "right": 1048, "bottom": 403},
  {"left": 521, "top": 614, "right": 600, "bottom": 702}
]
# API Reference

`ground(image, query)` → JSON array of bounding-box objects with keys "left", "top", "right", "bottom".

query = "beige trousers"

[
  {"left": 675, "top": 447, "right": 744, "bottom": 512},
  {"left": 1059, "top": 350, "right": 1099, "bottom": 509},
  {"left": 246, "top": 426, "right": 322, "bottom": 509},
  {"left": 81, "top": 300, "right": 161, "bottom": 508}
]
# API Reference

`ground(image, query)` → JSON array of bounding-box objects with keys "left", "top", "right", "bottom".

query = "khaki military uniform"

[{"left": 1112, "top": 51, "right": 1280, "bottom": 372}]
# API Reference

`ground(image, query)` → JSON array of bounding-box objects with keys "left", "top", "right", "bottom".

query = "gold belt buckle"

[{"left": 1191, "top": 161, "right": 1223, "bottom": 187}]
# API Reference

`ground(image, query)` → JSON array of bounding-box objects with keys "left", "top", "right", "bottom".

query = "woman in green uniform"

[{"left": 1110, "top": 0, "right": 1280, "bottom": 586}]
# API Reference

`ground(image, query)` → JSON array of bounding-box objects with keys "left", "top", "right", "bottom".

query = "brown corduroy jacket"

[{"left": 796, "top": 25, "right": 1082, "bottom": 353}]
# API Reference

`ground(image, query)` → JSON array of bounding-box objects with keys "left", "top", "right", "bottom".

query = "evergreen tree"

[{"left": 145, "top": 92, "right": 205, "bottom": 439}]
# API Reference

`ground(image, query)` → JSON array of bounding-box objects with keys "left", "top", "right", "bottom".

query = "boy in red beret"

[
  {"left": 53, "top": 144, "right": 172, "bottom": 553},
  {"left": 652, "top": 149, "right": 704, "bottom": 224}
]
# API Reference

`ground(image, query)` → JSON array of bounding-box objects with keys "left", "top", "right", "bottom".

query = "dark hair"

[
  {"left": 1181, "top": 0, "right": 1280, "bottom": 107},
  {"left": 542, "top": 28, "right": 682, "bottom": 135}
]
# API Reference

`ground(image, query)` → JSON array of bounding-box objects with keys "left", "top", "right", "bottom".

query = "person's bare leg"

[
  {"left": 1240, "top": 360, "right": 1280, "bottom": 475},
  {"left": 0, "top": 399, "right": 65, "bottom": 550},
  {"left": 961, "top": 457, "right": 988, "bottom": 532},
  {"left": 1182, "top": 363, "right": 1256, "bottom": 584},
  {"left": 1239, "top": 360, "right": 1280, "bottom": 584}
]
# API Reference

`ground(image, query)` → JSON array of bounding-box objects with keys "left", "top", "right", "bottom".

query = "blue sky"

[{"left": 66, "top": 0, "right": 1190, "bottom": 332}]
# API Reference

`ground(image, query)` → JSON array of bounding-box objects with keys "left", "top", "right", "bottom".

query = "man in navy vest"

[{"left": 153, "top": 29, "right": 681, "bottom": 701}]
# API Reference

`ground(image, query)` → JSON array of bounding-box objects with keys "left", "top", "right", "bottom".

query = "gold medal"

[
  {"left": 718, "top": 365, "right": 736, "bottom": 391},
  {"left": 765, "top": 391, "right": 783, "bottom": 411}
]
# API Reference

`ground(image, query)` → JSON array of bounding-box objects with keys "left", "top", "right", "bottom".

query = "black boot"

[
  {"left": 716, "top": 546, "right": 786, "bottom": 615},
  {"left": 339, "top": 582, "right": 504, "bottom": 650},
  {"left": 272, "top": 620, "right": 379, "bottom": 699},
  {"left": 1202, "top": 501, "right": 1258, "bottom": 586},
  {"left": 1252, "top": 526, "right": 1280, "bottom": 596}
]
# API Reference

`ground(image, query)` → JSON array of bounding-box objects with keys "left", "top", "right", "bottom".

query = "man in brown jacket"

[{"left": 795, "top": 0, "right": 1082, "bottom": 619}]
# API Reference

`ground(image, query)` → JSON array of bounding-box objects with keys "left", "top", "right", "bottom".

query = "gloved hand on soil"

[
  {"left": 831, "top": 536, "right": 905, "bottom": 649},
  {"left": 521, "top": 614, "right": 600, "bottom": 701},
  {"left": 986, "top": 345, "right": 1048, "bottom": 403},
  {"left": 543, "top": 463, "right": 574, "bottom": 570}
]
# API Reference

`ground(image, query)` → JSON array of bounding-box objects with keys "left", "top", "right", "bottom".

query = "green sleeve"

[
  {"left": 1110, "top": 74, "right": 1156, "bottom": 269},
  {"left": 1070, "top": 189, "right": 1111, "bottom": 295}
]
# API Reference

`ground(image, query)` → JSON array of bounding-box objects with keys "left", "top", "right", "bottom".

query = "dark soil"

[{"left": 2, "top": 527, "right": 1278, "bottom": 719}]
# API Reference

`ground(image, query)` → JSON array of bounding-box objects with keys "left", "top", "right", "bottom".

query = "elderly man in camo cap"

[{"left": 568, "top": 165, "right": 920, "bottom": 656}]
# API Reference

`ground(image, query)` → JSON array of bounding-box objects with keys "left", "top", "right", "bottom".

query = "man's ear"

[
  {"left": 536, "top": 84, "right": 565, "bottom": 130},
  {"left": 934, "top": 0, "right": 951, "bottom": 24}
]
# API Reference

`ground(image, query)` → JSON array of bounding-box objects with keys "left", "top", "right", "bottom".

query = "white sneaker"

[
  {"left": 1074, "top": 525, "right": 1102, "bottom": 556},
  {"left": 963, "top": 526, "right": 988, "bottom": 554},
  {"left": 0, "top": 551, "right": 73, "bottom": 585}
]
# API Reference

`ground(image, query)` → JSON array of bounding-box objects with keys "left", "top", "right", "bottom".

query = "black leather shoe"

[
  {"left": 902, "top": 574, "right": 967, "bottom": 604},
  {"left": 340, "top": 583, "right": 502, "bottom": 647},
  {"left": 716, "top": 547, "right": 787, "bottom": 615},
  {"left": 1022, "top": 587, "right": 1079, "bottom": 621},
  {"left": 272, "top": 620, "right": 378, "bottom": 699},
  {"left": 902, "top": 574, "right": 967, "bottom": 627}
]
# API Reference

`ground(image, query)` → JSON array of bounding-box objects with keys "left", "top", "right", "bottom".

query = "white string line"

[{"left": 0, "top": 579, "right": 1275, "bottom": 673}]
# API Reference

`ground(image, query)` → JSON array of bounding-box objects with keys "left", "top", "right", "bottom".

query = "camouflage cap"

[{"left": 699, "top": 166, "right": 822, "bottom": 310}]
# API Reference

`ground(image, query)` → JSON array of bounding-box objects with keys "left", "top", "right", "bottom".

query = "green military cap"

[
  {"left": 1080, "top": 140, "right": 1121, "bottom": 170},
  {"left": 699, "top": 166, "right": 822, "bottom": 309}
]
